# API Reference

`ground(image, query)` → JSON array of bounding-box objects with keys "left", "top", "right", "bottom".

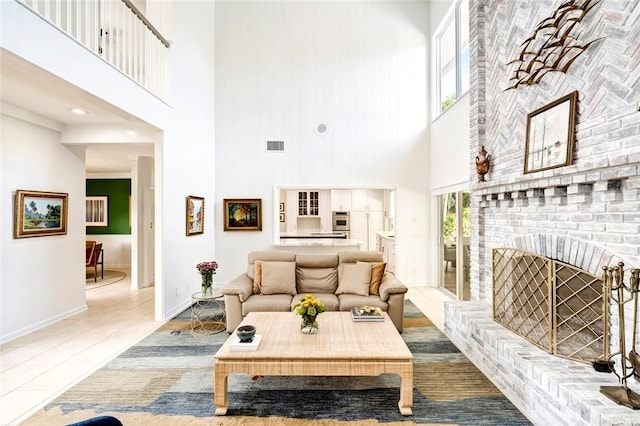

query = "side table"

[{"left": 191, "top": 291, "right": 226, "bottom": 335}]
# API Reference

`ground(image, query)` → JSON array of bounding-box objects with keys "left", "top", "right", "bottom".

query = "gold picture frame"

[
  {"left": 14, "top": 189, "right": 68, "bottom": 239},
  {"left": 524, "top": 91, "right": 578, "bottom": 174},
  {"left": 186, "top": 195, "right": 205, "bottom": 236},
  {"left": 224, "top": 198, "right": 262, "bottom": 231}
]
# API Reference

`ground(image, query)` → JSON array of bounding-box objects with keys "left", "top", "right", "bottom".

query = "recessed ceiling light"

[{"left": 69, "top": 108, "right": 87, "bottom": 115}]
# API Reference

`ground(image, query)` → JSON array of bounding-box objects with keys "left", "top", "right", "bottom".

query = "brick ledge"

[{"left": 444, "top": 301, "right": 640, "bottom": 426}]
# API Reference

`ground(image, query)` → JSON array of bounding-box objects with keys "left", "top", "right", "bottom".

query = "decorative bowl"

[{"left": 236, "top": 325, "right": 256, "bottom": 343}]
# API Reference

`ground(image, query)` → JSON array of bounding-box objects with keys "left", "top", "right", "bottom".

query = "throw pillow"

[
  {"left": 260, "top": 261, "right": 297, "bottom": 295},
  {"left": 357, "top": 261, "right": 387, "bottom": 295},
  {"left": 336, "top": 263, "right": 372, "bottom": 296},
  {"left": 252, "top": 260, "right": 263, "bottom": 294}
]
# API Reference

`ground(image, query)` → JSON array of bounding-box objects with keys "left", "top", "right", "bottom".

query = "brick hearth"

[{"left": 446, "top": 301, "right": 640, "bottom": 426}]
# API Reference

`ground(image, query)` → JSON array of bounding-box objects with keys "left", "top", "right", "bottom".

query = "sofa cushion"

[
  {"left": 338, "top": 250, "right": 383, "bottom": 264},
  {"left": 252, "top": 260, "right": 263, "bottom": 294},
  {"left": 295, "top": 254, "right": 339, "bottom": 294},
  {"left": 247, "top": 251, "right": 296, "bottom": 280},
  {"left": 260, "top": 261, "right": 297, "bottom": 295},
  {"left": 242, "top": 294, "right": 294, "bottom": 315},
  {"left": 336, "top": 263, "right": 372, "bottom": 296},
  {"left": 357, "top": 261, "right": 387, "bottom": 295},
  {"left": 337, "top": 294, "right": 388, "bottom": 312},
  {"left": 293, "top": 293, "right": 340, "bottom": 311}
]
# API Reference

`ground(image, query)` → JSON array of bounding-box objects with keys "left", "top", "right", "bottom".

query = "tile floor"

[{"left": 0, "top": 272, "right": 449, "bottom": 426}]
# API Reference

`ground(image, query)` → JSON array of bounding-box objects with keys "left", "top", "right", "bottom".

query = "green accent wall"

[{"left": 86, "top": 179, "right": 131, "bottom": 235}]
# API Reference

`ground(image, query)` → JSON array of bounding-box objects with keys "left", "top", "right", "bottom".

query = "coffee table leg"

[
  {"left": 214, "top": 364, "right": 228, "bottom": 415},
  {"left": 398, "top": 364, "right": 413, "bottom": 416}
]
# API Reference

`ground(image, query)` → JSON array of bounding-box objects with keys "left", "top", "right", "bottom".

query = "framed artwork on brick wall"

[{"left": 524, "top": 91, "right": 578, "bottom": 174}]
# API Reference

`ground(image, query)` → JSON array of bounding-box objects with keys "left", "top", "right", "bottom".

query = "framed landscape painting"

[
  {"left": 86, "top": 196, "right": 108, "bottom": 227},
  {"left": 186, "top": 195, "right": 205, "bottom": 236},
  {"left": 524, "top": 91, "right": 578, "bottom": 174},
  {"left": 224, "top": 198, "right": 262, "bottom": 231},
  {"left": 14, "top": 189, "right": 68, "bottom": 238}
]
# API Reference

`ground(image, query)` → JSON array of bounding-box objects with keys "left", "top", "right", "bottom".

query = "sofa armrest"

[
  {"left": 378, "top": 273, "right": 407, "bottom": 302},
  {"left": 221, "top": 274, "right": 253, "bottom": 302}
]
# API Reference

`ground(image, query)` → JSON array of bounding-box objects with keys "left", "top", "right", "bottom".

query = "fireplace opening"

[{"left": 493, "top": 248, "right": 605, "bottom": 364}]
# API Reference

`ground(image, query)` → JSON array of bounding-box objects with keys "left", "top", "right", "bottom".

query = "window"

[{"left": 435, "top": 0, "right": 469, "bottom": 114}]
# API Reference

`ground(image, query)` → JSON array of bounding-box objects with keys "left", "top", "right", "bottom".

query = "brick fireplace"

[{"left": 445, "top": 0, "right": 640, "bottom": 424}]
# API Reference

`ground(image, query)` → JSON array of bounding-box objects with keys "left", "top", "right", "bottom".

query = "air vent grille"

[{"left": 266, "top": 140, "right": 285, "bottom": 152}]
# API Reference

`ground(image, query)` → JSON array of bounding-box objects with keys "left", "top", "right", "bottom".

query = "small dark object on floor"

[{"left": 67, "top": 415, "right": 123, "bottom": 426}]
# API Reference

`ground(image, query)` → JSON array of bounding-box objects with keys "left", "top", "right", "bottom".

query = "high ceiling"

[{"left": 1, "top": 49, "right": 155, "bottom": 173}]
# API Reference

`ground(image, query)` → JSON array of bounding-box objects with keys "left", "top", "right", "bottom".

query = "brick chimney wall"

[{"left": 469, "top": 0, "right": 640, "bottom": 303}]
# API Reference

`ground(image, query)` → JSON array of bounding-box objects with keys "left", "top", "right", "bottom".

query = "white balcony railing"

[{"left": 17, "top": 0, "right": 169, "bottom": 101}]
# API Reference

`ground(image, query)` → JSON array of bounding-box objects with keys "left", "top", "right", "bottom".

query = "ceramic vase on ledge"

[
  {"left": 201, "top": 273, "right": 214, "bottom": 297},
  {"left": 300, "top": 315, "right": 318, "bottom": 334}
]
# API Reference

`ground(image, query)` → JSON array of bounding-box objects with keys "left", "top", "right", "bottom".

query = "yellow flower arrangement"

[{"left": 292, "top": 294, "right": 326, "bottom": 333}]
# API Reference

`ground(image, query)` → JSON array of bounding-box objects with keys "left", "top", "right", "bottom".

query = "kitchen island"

[
  {"left": 279, "top": 231, "right": 347, "bottom": 239},
  {"left": 273, "top": 234, "right": 361, "bottom": 254}
]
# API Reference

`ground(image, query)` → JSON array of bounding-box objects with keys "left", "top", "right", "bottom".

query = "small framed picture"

[
  {"left": 224, "top": 198, "right": 262, "bottom": 231},
  {"left": 14, "top": 189, "right": 68, "bottom": 239},
  {"left": 186, "top": 195, "right": 205, "bottom": 236},
  {"left": 279, "top": 213, "right": 285, "bottom": 222},
  {"left": 524, "top": 91, "right": 578, "bottom": 174},
  {"left": 86, "top": 196, "right": 108, "bottom": 227}
]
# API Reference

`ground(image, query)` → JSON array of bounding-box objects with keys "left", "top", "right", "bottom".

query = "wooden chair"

[{"left": 86, "top": 242, "right": 104, "bottom": 282}]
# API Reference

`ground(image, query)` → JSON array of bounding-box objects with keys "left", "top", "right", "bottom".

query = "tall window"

[{"left": 435, "top": 0, "right": 470, "bottom": 114}]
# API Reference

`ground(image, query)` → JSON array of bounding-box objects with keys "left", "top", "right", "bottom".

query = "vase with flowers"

[
  {"left": 292, "top": 294, "right": 326, "bottom": 334},
  {"left": 196, "top": 260, "right": 218, "bottom": 297}
]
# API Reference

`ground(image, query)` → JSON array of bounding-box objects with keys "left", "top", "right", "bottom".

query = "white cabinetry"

[
  {"left": 376, "top": 232, "right": 396, "bottom": 274},
  {"left": 330, "top": 189, "right": 352, "bottom": 211},
  {"left": 351, "top": 189, "right": 384, "bottom": 250},
  {"left": 286, "top": 190, "right": 331, "bottom": 232}
]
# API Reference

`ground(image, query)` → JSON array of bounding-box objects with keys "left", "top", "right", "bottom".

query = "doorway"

[{"left": 438, "top": 191, "right": 470, "bottom": 300}]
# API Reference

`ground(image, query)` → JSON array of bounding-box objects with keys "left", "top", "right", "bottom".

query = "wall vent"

[{"left": 266, "top": 140, "right": 285, "bottom": 152}]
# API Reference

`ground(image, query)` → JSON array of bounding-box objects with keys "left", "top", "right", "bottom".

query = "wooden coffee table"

[{"left": 214, "top": 311, "right": 413, "bottom": 416}]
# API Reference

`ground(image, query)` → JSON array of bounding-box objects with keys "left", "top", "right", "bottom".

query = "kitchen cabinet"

[
  {"left": 351, "top": 189, "right": 383, "bottom": 212},
  {"left": 352, "top": 211, "right": 384, "bottom": 250},
  {"left": 376, "top": 232, "right": 396, "bottom": 274},
  {"left": 330, "top": 189, "right": 352, "bottom": 211},
  {"left": 285, "top": 190, "right": 331, "bottom": 231},
  {"left": 298, "top": 191, "right": 319, "bottom": 216}
]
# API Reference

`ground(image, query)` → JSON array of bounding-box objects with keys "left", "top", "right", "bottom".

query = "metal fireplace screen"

[{"left": 493, "top": 248, "right": 606, "bottom": 364}]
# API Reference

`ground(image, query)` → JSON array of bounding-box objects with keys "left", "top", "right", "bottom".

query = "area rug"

[
  {"left": 24, "top": 301, "right": 532, "bottom": 426},
  {"left": 86, "top": 269, "right": 127, "bottom": 290}
]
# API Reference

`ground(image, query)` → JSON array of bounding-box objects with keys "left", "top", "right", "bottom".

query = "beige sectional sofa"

[{"left": 221, "top": 250, "right": 408, "bottom": 333}]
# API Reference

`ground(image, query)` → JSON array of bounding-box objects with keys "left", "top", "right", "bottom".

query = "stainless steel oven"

[{"left": 332, "top": 211, "right": 350, "bottom": 231}]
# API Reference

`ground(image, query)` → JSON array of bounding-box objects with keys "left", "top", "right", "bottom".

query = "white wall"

[
  {"left": 159, "top": 1, "right": 216, "bottom": 317},
  {"left": 91, "top": 235, "right": 131, "bottom": 268},
  {"left": 430, "top": 92, "right": 471, "bottom": 192},
  {"left": 1, "top": 113, "right": 87, "bottom": 343},
  {"left": 0, "top": 0, "right": 217, "bottom": 338},
  {"left": 215, "top": 1, "right": 430, "bottom": 285}
]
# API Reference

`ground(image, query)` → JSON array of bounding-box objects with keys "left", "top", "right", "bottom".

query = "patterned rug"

[
  {"left": 86, "top": 269, "right": 127, "bottom": 290},
  {"left": 24, "top": 301, "right": 531, "bottom": 426}
]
